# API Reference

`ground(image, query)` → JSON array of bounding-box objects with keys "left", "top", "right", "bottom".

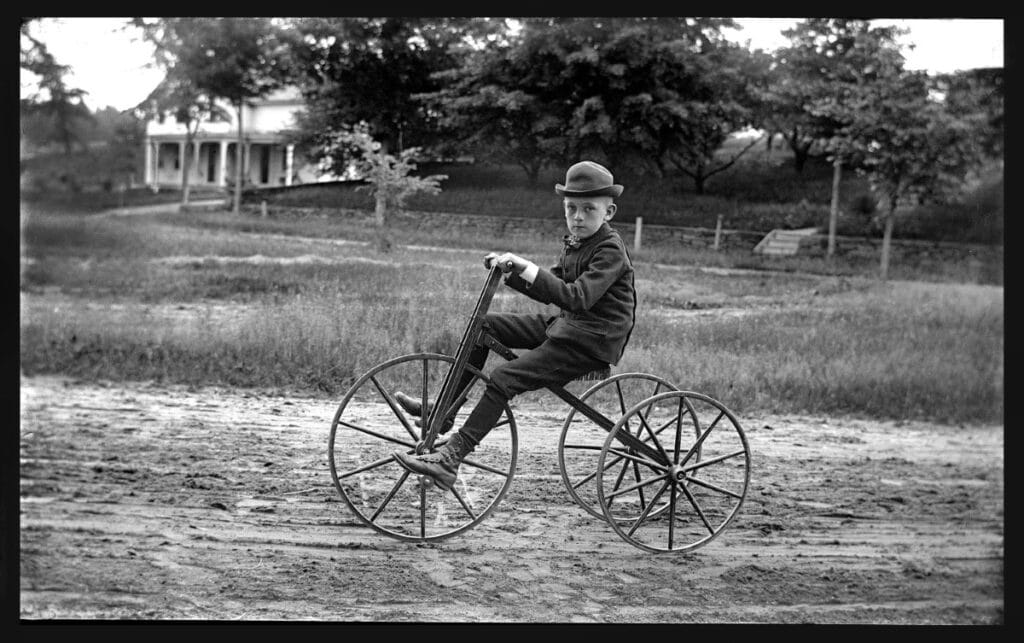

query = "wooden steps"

[{"left": 753, "top": 227, "right": 820, "bottom": 256}]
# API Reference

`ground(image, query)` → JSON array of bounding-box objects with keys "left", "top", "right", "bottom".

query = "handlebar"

[{"left": 484, "top": 257, "right": 515, "bottom": 272}]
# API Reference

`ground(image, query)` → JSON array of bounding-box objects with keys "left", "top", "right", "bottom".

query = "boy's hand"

[{"left": 484, "top": 252, "right": 528, "bottom": 273}]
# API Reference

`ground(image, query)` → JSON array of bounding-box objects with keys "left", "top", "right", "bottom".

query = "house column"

[
  {"left": 218, "top": 140, "right": 228, "bottom": 187},
  {"left": 150, "top": 140, "right": 161, "bottom": 192},
  {"left": 178, "top": 141, "right": 186, "bottom": 184},
  {"left": 244, "top": 142, "right": 252, "bottom": 185},
  {"left": 144, "top": 137, "right": 152, "bottom": 185},
  {"left": 285, "top": 144, "right": 294, "bottom": 186}
]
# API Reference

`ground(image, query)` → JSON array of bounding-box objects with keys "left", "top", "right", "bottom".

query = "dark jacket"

[{"left": 505, "top": 222, "right": 636, "bottom": 365}]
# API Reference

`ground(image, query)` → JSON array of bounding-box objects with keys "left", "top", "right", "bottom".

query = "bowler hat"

[{"left": 555, "top": 161, "right": 624, "bottom": 198}]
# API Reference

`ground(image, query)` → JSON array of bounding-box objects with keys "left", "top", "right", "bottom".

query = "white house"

[{"left": 143, "top": 87, "right": 329, "bottom": 191}]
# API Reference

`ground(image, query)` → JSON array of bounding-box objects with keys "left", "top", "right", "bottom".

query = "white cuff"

[{"left": 520, "top": 262, "right": 539, "bottom": 284}]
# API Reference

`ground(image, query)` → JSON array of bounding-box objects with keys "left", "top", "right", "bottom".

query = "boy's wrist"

[{"left": 519, "top": 262, "right": 539, "bottom": 284}]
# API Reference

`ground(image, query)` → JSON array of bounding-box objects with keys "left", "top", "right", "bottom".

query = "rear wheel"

[{"left": 557, "top": 373, "right": 679, "bottom": 522}]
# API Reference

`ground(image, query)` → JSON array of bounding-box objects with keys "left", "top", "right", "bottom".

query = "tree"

[
  {"left": 420, "top": 17, "right": 755, "bottom": 192},
  {"left": 766, "top": 19, "right": 907, "bottom": 174},
  {"left": 135, "top": 18, "right": 291, "bottom": 213},
  {"left": 838, "top": 71, "right": 985, "bottom": 279},
  {"left": 20, "top": 19, "right": 95, "bottom": 155},
  {"left": 284, "top": 17, "right": 494, "bottom": 161},
  {"left": 773, "top": 19, "right": 908, "bottom": 257},
  {"left": 324, "top": 123, "right": 447, "bottom": 252},
  {"left": 415, "top": 21, "right": 577, "bottom": 184},
  {"left": 576, "top": 29, "right": 760, "bottom": 194},
  {"left": 935, "top": 67, "right": 1003, "bottom": 162}
]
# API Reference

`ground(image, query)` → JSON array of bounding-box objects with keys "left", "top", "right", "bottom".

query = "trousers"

[{"left": 453, "top": 312, "right": 607, "bottom": 447}]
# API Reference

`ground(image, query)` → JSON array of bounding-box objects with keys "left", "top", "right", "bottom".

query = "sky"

[{"left": 20, "top": 17, "right": 1006, "bottom": 112}]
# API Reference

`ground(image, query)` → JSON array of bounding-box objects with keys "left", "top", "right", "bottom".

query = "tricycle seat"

[{"left": 572, "top": 366, "right": 611, "bottom": 383}]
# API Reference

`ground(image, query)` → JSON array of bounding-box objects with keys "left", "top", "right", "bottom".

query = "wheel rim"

[
  {"left": 596, "top": 391, "right": 750, "bottom": 553},
  {"left": 328, "top": 353, "right": 517, "bottom": 542},
  {"left": 557, "top": 373, "right": 680, "bottom": 522}
]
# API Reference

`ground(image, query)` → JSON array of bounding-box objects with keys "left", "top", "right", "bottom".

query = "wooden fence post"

[
  {"left": 714, "top": 214, "right": 723, "bottom": 251},
  {"left": 634, "top": 217, "right": 643, "bottom": 252}
]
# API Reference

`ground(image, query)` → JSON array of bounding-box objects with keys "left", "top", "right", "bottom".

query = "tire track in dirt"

[{"left": 19, "top": 376, "right": 1003, "bottom": 623}]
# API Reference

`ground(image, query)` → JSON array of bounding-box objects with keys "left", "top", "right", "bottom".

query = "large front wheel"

[
  {"left": 596, "top": 391, "right": 750, "bottom": 553},
  {"left": 328, "top": 353, "right": 518, "bottom": 542}
]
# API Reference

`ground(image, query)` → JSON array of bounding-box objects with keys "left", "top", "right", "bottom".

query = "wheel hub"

[{"left": 670, "top": 464, "right": 687, "bottom": 484}]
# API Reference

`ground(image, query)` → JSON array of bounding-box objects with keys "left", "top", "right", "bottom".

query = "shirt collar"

[{"left": 564, "top": 222, "right": 612, "bottom": 250}]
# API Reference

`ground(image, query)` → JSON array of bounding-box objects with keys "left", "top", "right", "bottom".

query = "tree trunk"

[
  {"left": 879, "top": 202, "right": 896, "bottom": 281},
  {"left": 793, "top": 148, "right": 808, "bottom": 173},
  {"left": 374, "top": 193, "right": 387, "bottom": 227},
  {"left": 373, "top": 193, "right": 392, "bottom": 253},
  {"left": 181, "top": 135, "right": 193, "bottom": 208},
  {"left": 524, "top": 161, "right": 541, "bottom": 187},
  {"left": 827, "top": 157, "right": 841, "bottom": 258},
  {"left": 693, "top": 173, "right": 706, "bottom": 195},
  {"left": 233, "top": 101, "right": 243, "bottom": 214}
]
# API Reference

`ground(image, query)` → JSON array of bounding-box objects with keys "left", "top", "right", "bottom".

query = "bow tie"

[{"left": 563, "top": 234, "right": 581, "bottom": 249}]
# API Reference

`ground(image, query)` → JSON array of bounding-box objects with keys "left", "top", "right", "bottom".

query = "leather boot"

[
  {"left": 392, "top": 432, "right": 474, "bottom": 492},
  {"left": 394, "top": 391, "right": 456, "bottom": 434}
]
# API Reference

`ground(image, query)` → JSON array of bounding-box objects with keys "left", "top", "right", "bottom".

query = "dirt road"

[{"left": 19, "top": 375, "right": 1003, "bottom": 623}]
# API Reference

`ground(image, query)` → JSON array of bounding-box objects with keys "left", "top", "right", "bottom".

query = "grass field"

[{"left": 20, "top": 200, "right": 1003, "bottom": 424}]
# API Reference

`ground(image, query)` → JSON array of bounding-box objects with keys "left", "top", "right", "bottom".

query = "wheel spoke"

[
  {"left": 337, "top": 419, "right": 416, "bottom": 450},
  {"left": 644, "top": 382, "right": 663, "bottom": 419},
  {"left": 678, "top": 478, "right": 716, "bottom": 535},
  {"left": 679, "top": 409, "right": 725, "bottom": 469},
  {"left": 606, "top": 457, "right": 633, "bottom": 509},
  {"left": 370, "top": 375, "right": 419, "bottom": 442},
  {"left": 438, "top": 384, "right": 474, "bottom": 433},
  {"left": 605, "top": 471, "right": 669, "bottom": 500},
  {"left": 615, "top": 380, "right": 629, "bottom": 414},
  {"left": 449, "top": 485, "right": 479, "bottom": 521},
  {"left": 336, "top": 454, "right": 398, "bottom": 480},
  {"left": 419, "top": 478, "right": 427, "bottom": 538},
  {"left": 667, "top": 476, "right": 678, "bottom": 550},
  {"left": 369, "top": 469, "right": 412, "bottom": 522},
  {"left": 563, "top": 443, "right": 603, "bottom": 452},
  {"left": 420, "top": 359, "right": 430, "bottom": 434},
  {"left": 673, "top": 397, "right": 685, "bottom": 463},
  {"left": 461, "top": 454, "right": 513, "bottom": 478},
  {"left": 636, "top": 405, "right": 670, "bottom": 462},
  {"left": 625, "top": 480, "right": 671, "bottom": 537},
  {"left": 614, "top": 381, "right": 638, "bottom": 451},
  {"left": 684, "top": 475, "right": 744, "bottom": 500},
  {"left": 683, "top": 448, "right": 747, "bottom": 473},
  {"left": 603, "top": 446, "right": 668, "bottom": 472},
  {"left": 571, "top": 448, "right": 630, "bottom": 490},
  {"left": 631, "top": 460, "right": 648, "bottom": 512}
]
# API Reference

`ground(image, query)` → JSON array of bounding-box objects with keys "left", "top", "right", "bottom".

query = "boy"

[{"left": 392, "top": 161, "right": 636, "bottom": 491}]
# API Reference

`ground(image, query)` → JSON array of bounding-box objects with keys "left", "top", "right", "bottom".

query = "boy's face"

[{"left": 563, "top": 196, "right": 616, "bottom": 239}]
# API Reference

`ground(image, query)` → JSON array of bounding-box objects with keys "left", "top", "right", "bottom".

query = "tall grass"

[
  {"left": 20, "top": 206, "right": 1002, "bottom": 423},
  {"left": 624, "top": 282, "right": 1003, "bottom": 423}
]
